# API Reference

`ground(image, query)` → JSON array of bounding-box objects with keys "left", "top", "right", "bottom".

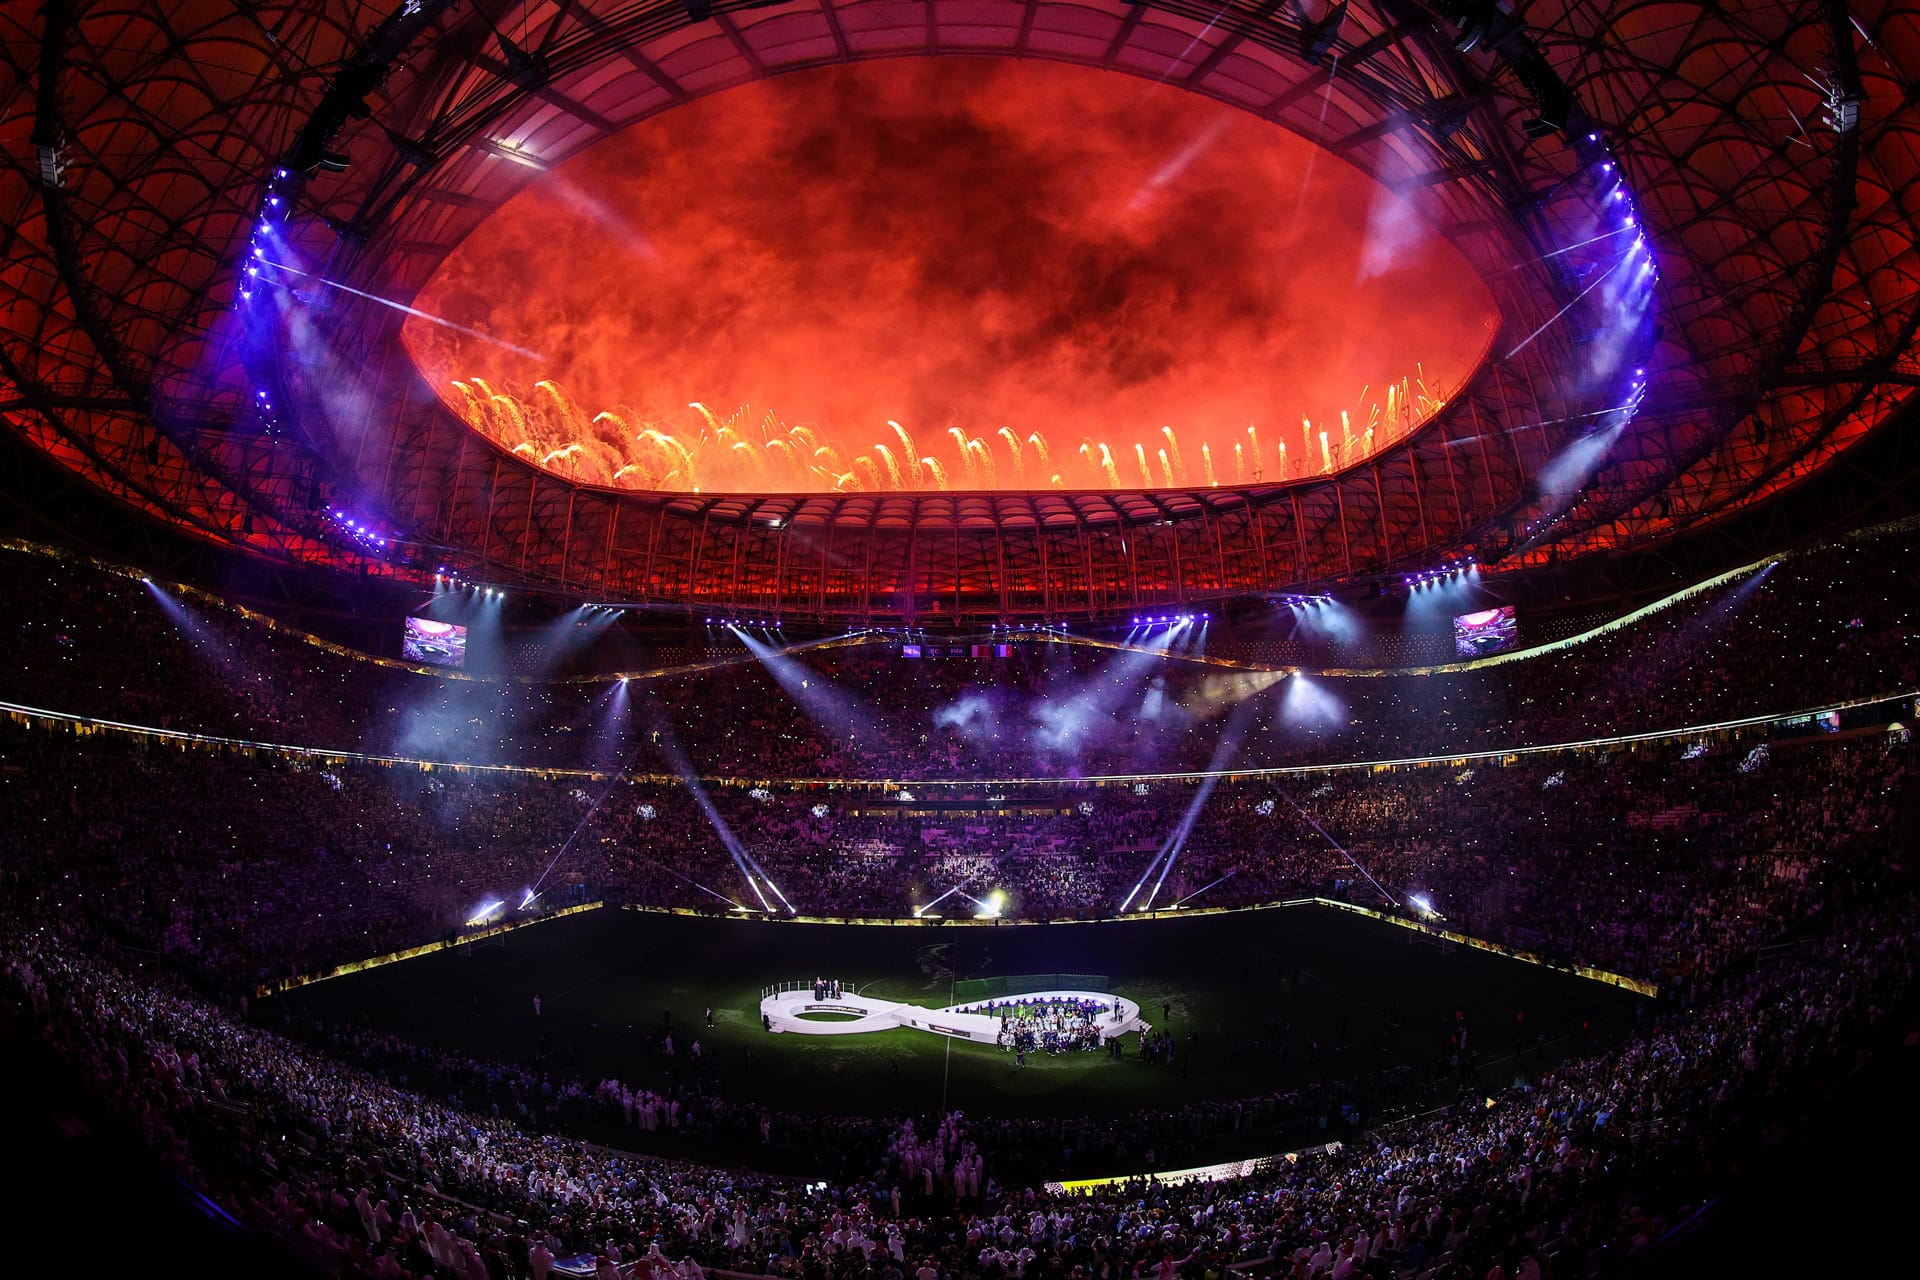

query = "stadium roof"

[{"left": 2, "top": 1, "right": 1917, "bottom": 620}]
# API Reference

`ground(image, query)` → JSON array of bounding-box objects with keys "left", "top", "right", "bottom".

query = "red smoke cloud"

[{"left": 408, "top": 58, "right": 1497, "bottom": 492}]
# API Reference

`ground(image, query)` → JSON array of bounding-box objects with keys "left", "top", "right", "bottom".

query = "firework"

[
  {"left": 998, "top": 427, "right": 1027, "bottom": 482},
  {"left": 445, "top": 363, "right": 1463, "bottom": 493}
]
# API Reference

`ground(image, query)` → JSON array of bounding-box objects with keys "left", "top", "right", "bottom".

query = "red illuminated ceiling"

[
  {"left": 408, "top": 58, "right": 1496, "bottom": 494},
  {"left": 2, "top": 2, "right": 1918, "bottom": 621}
]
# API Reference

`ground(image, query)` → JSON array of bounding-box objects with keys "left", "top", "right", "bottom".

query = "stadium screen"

[
  {"left": 403, "top": 616, "right": 468, "bottom": 667},
  {"left": 1453, "top": 606, "right": 1518, "bottom": 657}
]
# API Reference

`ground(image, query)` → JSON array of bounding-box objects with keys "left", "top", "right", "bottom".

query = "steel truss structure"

[{"left": 2, "top": 2, "right": 1917, "bottom": 622}]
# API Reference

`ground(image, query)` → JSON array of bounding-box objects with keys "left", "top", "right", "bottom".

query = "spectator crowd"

[
  {"left": 0, "top": 526, "right": 1916, "bottom": 1279},
  {"left": 0, "top": 718, "right": 1904, "bottom": 991},
  {"left": 2, "top": 523, "right": 1915, "bottom": 782},
  {"left": 5, "top": 890, "right": 1911, "bottom": 1280}
]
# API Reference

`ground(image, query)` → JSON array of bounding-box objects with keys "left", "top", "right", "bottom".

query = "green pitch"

[{"left": 278, "top": 903, "right": 1642, "bottom": 1120}]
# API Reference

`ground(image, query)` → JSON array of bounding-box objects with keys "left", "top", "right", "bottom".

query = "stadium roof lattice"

[{"left": 2, "top": 1, "right": 1917, "bottom": 621}]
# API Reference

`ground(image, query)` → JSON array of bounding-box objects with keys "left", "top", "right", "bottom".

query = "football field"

[{"left": 279, "top": 902, "right": 1644, "bottom": 1122}]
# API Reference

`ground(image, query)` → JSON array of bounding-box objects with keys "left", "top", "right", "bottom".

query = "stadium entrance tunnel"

[{"left": 407, "top": 58, "right": 1499, "bottom": 496}]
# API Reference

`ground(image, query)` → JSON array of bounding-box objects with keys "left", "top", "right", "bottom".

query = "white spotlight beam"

[
  {"left": 259, "top": 260, "right": 548, "bottom": 360},
  {"left": 645, "top": 712, "right": 784, "bottom": 911},
  {"left": 750, "top": 860, "right": 796, "bottom": 914},
  {"left": 1275, "top": 788, "right": 1399, "bottom": 908},
  {"left": 743, "top": 874, "right": 774, "bottom": 913},
  {"left": 1136, "top": 701, "right": 1252, "bottom": 910},
  {"left": 1170, "top": 870, "right": 1238, "bottom": 909},
  {"left": 918, "top": 883, "right": 968, "bottom": 914},
  {"left": 1118, "top": 843, "right": 1170, "bottom": 914},
  {"left": 622, "top": 847, "right": 748, "bottom": 912}
]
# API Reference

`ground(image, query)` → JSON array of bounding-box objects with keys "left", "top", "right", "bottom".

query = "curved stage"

[{"left": 760, "top": 987, "right": 1147, "bottom": 1046}]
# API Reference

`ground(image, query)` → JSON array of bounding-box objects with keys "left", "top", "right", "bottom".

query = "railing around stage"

[{"left": 760, "top": 978, "right": 864, "bottom": 1001}]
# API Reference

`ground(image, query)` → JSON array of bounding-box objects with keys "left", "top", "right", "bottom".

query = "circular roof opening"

[{"left": 407, "top": 58, "right": 1498, "bottom": 494}]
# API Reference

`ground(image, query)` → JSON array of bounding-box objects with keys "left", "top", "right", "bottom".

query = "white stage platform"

[{"left": 759, "top": 987, "right": 1147, "bottom": 1045}]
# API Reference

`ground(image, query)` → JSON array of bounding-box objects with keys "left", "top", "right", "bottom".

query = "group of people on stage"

[
  {"left": 812, "top": 977, "right": 846, "bottom": 1002},
  {"left": 953, "top": 996, "right": 1120, "bottom": 1057}
]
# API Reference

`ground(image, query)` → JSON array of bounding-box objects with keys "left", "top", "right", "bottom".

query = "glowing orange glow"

[{"left": 408, "top": 60, "right": 1498, "bottom": 492}]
